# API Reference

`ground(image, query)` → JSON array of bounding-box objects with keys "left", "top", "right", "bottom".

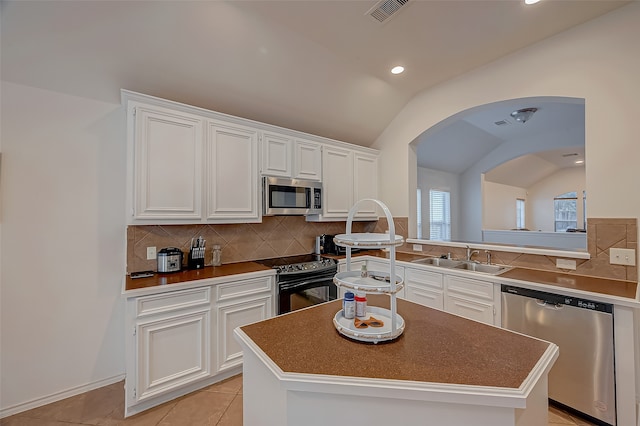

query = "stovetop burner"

[{"left": 255, "top": 254, "right": 337, "bottom": 275}]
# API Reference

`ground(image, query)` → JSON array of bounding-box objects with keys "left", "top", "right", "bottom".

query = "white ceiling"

[
  {"left": 415, "top": 98, "right": 586, "bottom": 187},
  {"left": 0, "top": 0, "right": 628, "bottom": 147}
]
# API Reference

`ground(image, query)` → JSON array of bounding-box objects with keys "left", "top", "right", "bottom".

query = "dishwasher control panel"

[{"left": 501, "top": 285, "right": 613, "bottom": 313}]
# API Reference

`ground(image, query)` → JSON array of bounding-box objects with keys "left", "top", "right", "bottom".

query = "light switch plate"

[
  {"left": 610, "top": 248, "right": 636, "bottom": 266},
  {"left": 556, "top": 259, "right": 576, "bottom": 270},
  {"left": 413, "top": 244, "right": 423, "bottom": 252},
  {"left": 146, "top": 246, "right": 157, "bottom": 260}
]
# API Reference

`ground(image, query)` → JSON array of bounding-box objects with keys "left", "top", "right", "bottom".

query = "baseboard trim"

[{"left": 0, "top": 374, "right": 126, "bottom": 419}]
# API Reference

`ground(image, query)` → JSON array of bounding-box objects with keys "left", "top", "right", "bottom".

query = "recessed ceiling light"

[
  {"left": 575, "top": 160, "right": 584, "bottom": 164},
  {"left": 525, "top": 0, "right": 541, "bottom": 4},
  {"left": 391, "top": 66, "right": 405, "bottom": 75}
]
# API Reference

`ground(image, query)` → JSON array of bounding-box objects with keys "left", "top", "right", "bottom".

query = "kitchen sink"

[
  {"left": 411, "top": 257, "right": 510, "bottom": 275},
  {"left": 453, "top": 262, "right": 510, "bottom": 274},
  {"left": 410, "top": 257, "right": 463, "bottom": 268}
]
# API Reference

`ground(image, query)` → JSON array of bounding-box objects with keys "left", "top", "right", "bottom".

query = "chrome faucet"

[
  {"left": 466, "top": 246, "right": 480, "bottom": 261},
  {"left": 485, "top": 250, "right": 492, "bottom": 265}
]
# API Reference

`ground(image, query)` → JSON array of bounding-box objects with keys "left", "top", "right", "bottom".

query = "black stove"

[
  {"left": 256, "top": 254, "right": 338, "bottom": 314},
  {"left": 255, "top": 254, "right": 337, "bottom": 276}
]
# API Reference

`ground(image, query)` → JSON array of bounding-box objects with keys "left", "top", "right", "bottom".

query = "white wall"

[
  {"left": 0, "top": 82, "right": 126, "bottom": 415},
  {"left": 482, "top": 180, "right": 526, "bottom": 230},
  {"left": 528, "top": 166, "right": 586, "bottom": 232},
  {"left": 417, "top": 167, "right": 460, "bottom": 240},
  {"left": 373, "top": 3, "right": 640, "bottom": 241}
]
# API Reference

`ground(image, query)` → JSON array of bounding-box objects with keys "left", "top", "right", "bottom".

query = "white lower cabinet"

[
  {"left": 125, "top": 273, "right": 274, "bottom": 417},
  {"left": 216, "top": 294, "right": 272, "bottom": 373},
  {"left": 350, "top": 258, "right": 498, "bottom": 325},
  {"left": 368, "top": 259, "right": 405, "bottom": 299},
  {"left": 444, "top": 275, "right": 497, "bottom": 326},
  {"left": 136, "top": 308, "right": 211, "bottom": 402},
  {"left": 403, "top": 267, "right": 444, "bottom": 311}
]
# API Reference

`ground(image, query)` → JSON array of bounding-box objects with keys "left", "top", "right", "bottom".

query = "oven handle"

[{"left": 278, "top": 275, "right": 336, "bottom": 292}]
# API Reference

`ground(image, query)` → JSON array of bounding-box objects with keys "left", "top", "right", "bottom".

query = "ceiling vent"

[
  {"left": 494, "top": 120, "right": 510, "bottom": 126},
  {"left": 562, "top": 153, "right": 579, "bottom": 157},
  {"left": 366, "top": 0, "right": 410, "bottom": 23}
]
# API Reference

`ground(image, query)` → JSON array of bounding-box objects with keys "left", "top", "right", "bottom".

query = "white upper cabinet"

[
  {"left": 293, "top": 139, "right": 322, "bottom": 181},
  {"left": 321, "top": 146, "right": 354, "bottom": 219},
  {"left": 206, "top": 121, "right": 260, "bottom": 222},
  {"left": 261, "top": 132, "right": 322, "bottom": 181},
  {"left": 309, "top": 146, "right": 378, "bottom": 221},
  {"left": 124, "top": 90, "right": 377, "bottom": 224},
  {"left": 353, "top": 152, "right": 378, "bottom": 219},
  {"left": 132, "top": 105, "right": 204, "bottom": 220},
  {"left": 262, "top": 132, "right": 293, "bottom": 178}
]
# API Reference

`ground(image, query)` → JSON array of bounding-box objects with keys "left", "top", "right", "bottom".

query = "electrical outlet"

[
  {"left": 610, "top": 248, "right": 636, "bottom": 266},
  {"left": 146, "top": 246, "right": 157, "bottom": 260},
  {"left": 556, "top": 259, "right": 576, "bottom": 270},
  {"left": 413, "top": 244, "right": 423, "bottom": 252}
]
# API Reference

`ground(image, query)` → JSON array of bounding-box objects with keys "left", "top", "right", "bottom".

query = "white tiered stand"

[{"left": 332, "top": 199, "right": 405, "bottom": 343}]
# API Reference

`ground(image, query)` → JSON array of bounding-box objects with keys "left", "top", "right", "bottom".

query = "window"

[
  {"left": 429, "top": 190, "right": 451, "bottom": 240},
  {"left": 554, "top": 191, "right": 577, "bottom": 232},
  {"left": 416, "top": 188, "right": 422, "bottom": 239},
  {"left": 516, "top": 198, "right": 525, "bottom": 229}
]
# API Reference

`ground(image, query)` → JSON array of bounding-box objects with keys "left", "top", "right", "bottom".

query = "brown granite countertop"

[
  {"left": 329, "top": 250, "right": 638, "bottom": 301},
  {"left": 240, "top": 294, "right": 551, "bottom": 388},
  {"left": 499, "top": 267, "right": 637, "bottom": 299},
  {"left": 125, "top": 262, "right": 273, "bottom": 292}
]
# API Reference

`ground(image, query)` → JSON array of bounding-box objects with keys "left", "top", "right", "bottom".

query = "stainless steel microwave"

[{"left": 263, "top": 177, "right": 322, "bottom": 216}]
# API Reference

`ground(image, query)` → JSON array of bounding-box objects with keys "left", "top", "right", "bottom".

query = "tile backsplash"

[
  {"left": 398, "top": 218, "right": 637, "bottom": 282},
  {"left": 127, "top": 217, "right": 408, "bottom": 273},
  {"left": 127, "top": 217, "right": 635, "bottom": 282}
]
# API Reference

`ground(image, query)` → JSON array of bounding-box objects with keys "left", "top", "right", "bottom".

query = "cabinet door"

[
  {"left": 322, "top": 146, "right": 353, "bottom": 218},
  {"left": 353, "top": 153, "right": 378, "bottom": 219},
  {"left": 206, "top": 121, "right": 259, "bottom": 222},
  {"left": 293, "top": 139, "right": 322, "bottom": 181},
  {"left": 136, "top": 309, "right": 211, "bottom": 401},
  {"left": 217, "top": 294, "right": 272, "bottom": 372},
  {"left": 133, "top": 106, "right": 203, "bottom": 220},
  {"left": 262, "top": 132, "right": 292, "bottom": 177},
  {"left": 338, "top": 259, "right": 365, "bottom": 298},
  {"left": 444, "top": 275, "right": 496, "bottom": 325},
  {"left": 368, "top": 259, "right": 405, "bottom": 298},
  {"left": 444, "top": 293, "right": 494, "bottom": 325},
  {"left": 404, "top": 268, "right": 444, "bottom": 310}
]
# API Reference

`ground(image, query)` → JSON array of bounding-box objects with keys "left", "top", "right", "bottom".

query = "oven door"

[{"left": 277, "top": 272, "right": 337, "bottom": 315}]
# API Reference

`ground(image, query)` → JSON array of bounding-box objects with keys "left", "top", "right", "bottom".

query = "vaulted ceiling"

[{"left": 1, "top": 0, "right": 627, "bottom": 147}]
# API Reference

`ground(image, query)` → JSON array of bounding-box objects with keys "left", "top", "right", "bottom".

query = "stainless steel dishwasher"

[{"left": 501, "top": 285, "right": 615, "bottom": 426}]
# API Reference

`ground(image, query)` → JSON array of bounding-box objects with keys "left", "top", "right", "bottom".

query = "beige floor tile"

[
  {"left": 201, "top": 375, "right": 243, "bottom": 395},
  {"left": 548, "top": 406, "right": 576, "bottom": 424},
  {"left": 0, "top": 417, "right": 85, "bottom": 426},
  {"left": 96, "top": 398, "right": 177, "bottom": 426},
  {"left": 3, "top": 374, "right": 598, "bottom": 426},
  {"left": 217, "top": 395, "right": 242, "bottom": 426},
  {"left": 157, "top": 390, "right": 236, "bottom": 426}
]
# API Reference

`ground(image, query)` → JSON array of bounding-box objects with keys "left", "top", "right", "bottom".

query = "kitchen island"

[{"left": 235, "top": 295, "right": 558, "bottom": 426}]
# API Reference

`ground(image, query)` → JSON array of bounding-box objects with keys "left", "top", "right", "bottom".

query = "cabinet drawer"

[
  {"left": 216, "top": 277, "right": 273, "bottom": 301},
  {"left": 445, "top": 276, "right": 493, "bottom": 301},
  {"left": 137, "top": 287, "right": 211, "bottom": 317},
  {"left": 406, "top": 268, "right": 443, "bottom": 290}
]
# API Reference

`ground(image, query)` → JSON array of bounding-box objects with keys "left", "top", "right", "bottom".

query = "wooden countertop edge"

[
  {"left": 122, "top": 266, "right": 276, "bottom": 298},
  {"left": 234, "top": 326, "right": 559, "bottom": 408}
]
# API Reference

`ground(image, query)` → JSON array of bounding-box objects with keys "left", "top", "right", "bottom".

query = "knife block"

[{"left": 188, "top": 248, "right": 205, "bottom": 270}]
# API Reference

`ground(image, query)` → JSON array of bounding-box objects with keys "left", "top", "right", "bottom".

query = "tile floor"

[{"left": 1, "top": 374, "right": 597, "bottom": 425}]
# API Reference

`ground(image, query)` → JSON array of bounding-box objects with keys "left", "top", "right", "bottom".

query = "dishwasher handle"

[
  {"left": 535, "top": 299, "right": 565, "bottom": 310},
  {"left": 502, "top": 285, "right": 612, "bottom": 313}
]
